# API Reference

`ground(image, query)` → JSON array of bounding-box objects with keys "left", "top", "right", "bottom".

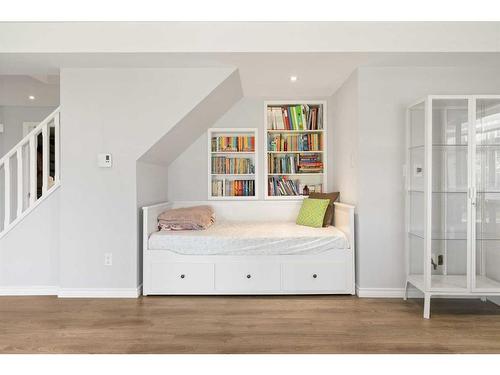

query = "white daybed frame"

[{"left": 142, "top": 202, "right": 355, "bottom": 295}]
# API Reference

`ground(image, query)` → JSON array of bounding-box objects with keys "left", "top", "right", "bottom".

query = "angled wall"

[{"left": 139, "top": 70, "right": 243, "bottom": 165}]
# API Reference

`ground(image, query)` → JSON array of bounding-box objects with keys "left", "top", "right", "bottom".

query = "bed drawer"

[
  {"left": 282, "top": 262, "right": 347, "bottom": 292},
  {"left": 215, "top": 263, "right": 281, "bottom": 292},
  {"left": 150, "top": 262, "right": 214, "bottom": 293}
]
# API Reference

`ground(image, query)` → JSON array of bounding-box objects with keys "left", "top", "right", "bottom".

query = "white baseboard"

[
  {"left": 356, "top": 286, "right": 409, "bottom": 298},
  {"left": 58, "top": 284, "right": 142, "bottom": 298},
  {"left": 0, "top": 286, "right": 58, "bottom": 296},
  {"left": 0, "top": 285, "right": 143, "bottom": 298}
]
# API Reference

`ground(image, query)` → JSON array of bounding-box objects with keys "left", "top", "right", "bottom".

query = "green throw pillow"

[{"left": 296, "top": 198, "right": 330, "bottom": 228}]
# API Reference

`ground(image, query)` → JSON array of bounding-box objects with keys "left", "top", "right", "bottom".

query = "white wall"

[
  {"left": 59, "top": 67, "right": 235, "bottom": 291},
  {"left": 0, "top": 190, "right": 59, "bottom": 290},
  {"left": 354, "top": 66, "right": 500, "bottom": 290},
  {"left": 136, "top": 161, "right": 169, "bottom": 285},
  {"left": 168, "top": 97, "right": 265, "bottom": 201},
  {"left": 168, "top": 97, "right": 331, "bottom": 201},
  {"left": 329, "top": 71, "right": 358, "bottom": 206}
]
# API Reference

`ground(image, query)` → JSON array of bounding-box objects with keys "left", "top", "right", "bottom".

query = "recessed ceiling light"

[
  {"left": 28, "top": 95, "right": 35, "bottom": 100},
  {"left": 290, "top": 76, "right": 298, "bottom": 82}
]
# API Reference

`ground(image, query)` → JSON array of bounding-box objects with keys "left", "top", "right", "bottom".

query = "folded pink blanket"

[{"left": 158, "top": 205, "right": 215, "bottom": 231}]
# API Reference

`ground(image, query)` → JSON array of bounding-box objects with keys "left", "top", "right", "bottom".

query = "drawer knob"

[
  {"left": 246, "top": 274, "right": 252, "bottom": 279},
  {"left": 180, "top": 274, "right": 185, "bottom": 279},
  {"left": 313, "top": 274, "right": 318, "bottom": 279}
]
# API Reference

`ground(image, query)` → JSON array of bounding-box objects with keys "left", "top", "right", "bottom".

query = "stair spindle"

[
  {"left": 42, "top": 123, "right": 49, "bottom": 194},
  {"left": 29, "top": 134, "right": 36, "bottom": 206},
  {"left": 54, "top": 112, "right": 60, "bottom": 183},
  {"left": 4, "top": 157, "right": 10, "bottom": 228},
  {"left": 17, "top": 148, "right": 23, "bottom": 217}
]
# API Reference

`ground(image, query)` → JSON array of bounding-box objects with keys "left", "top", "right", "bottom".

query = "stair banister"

[{"left": 0, "top": 106, "right": 61, "bottom": 238}]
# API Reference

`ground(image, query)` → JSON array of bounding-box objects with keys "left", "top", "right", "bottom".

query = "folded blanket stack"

[{"left": 158, "top": 205, "right": 215, "bottom": 231}]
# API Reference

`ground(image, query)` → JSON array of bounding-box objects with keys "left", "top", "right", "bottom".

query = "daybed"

[{"left": 142, "top": 201, "right": 355, "bottom": 295}]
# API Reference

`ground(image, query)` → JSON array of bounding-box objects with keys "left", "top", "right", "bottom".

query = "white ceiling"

[
  {"left": 1, "top": 52, "right": 500, "bottom": 97},
  {"left": 0, "top": 74, "right": 60, "bottom": 106}
]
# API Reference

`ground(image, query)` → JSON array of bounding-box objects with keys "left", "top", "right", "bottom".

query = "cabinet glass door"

[
  {"left": 474, "top": 98, "right": 500, "bottom": 291},
  {"left": 430, "top": 98, "right": 469, "bottom": 290}
]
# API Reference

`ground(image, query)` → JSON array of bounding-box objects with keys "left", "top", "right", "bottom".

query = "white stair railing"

[{"left": 0, "top": 107, "right": 60, "bottom": 239}]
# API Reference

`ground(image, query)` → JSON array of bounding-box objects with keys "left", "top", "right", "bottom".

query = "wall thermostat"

[{"left": 98, "top": 153, "right": 112, "bottom": 168}]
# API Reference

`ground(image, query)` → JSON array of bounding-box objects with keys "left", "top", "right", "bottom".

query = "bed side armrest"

[
  {"left": 142, "top": 201, "right": 172, "bottom": 251},
  {"left": 334, "top": 202, "right": 355, "bottom": 250}
]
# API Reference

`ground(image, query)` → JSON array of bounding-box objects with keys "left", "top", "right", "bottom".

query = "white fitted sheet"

[{"left": 148, "top": 221, "right": 349, "bottom": 255}]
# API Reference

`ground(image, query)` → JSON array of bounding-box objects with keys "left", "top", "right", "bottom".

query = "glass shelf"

[
  {"left": 409, "top": 231, "right": 500, "bottom": 241},
  {"left": 407, "top": 190, "right": 467, "bottom": 193},
  {"left": 409, "top": 144, "right": 500, "bottom": 150}
]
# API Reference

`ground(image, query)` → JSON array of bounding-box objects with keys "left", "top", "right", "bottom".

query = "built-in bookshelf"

[
  {"left": 265, "top": 101, "right": 327, "bottom": 199},
  {"left": 208, "top": 128, "right": 258, "bottom": 200}
]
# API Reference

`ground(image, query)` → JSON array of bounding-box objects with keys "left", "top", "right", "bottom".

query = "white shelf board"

[
  {"left": 211, "top": 151, "right": 255, "bottom": 155},
  {"left": 208, "top": 195, "right": 258, "bottom": 201},
  {"left": 211, "top": 174, "right": 255, "bottom": 177},
  {"left": 408, "top": 274, "right": 500, "bottom": 292},
  {"left": 265, "top": 195, "right": 308, "bottom": 200},
  {"left": 476, "top": 276, "right": 500, "bottom": 289},
  {"left": 267, "top": 151, "right": 323, "bottom": 154},
  {"left": 211, "top": 173, "right": 255, "bottom": 176},
  {"left": 266, "top": 129, "right": 324, "bottom": 133},
  {"left": 268, "top": 173, "right": 323, "bottom": 176}
]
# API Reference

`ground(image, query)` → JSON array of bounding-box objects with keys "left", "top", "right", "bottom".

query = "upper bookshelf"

[
  {"left": 208, "top": 128, "right": 258, "bottom": 200},
  {"left": 264, "top": 101, "right": 327, "bottom": 200}
]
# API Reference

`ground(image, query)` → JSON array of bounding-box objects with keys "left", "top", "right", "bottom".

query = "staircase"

[{"left": 0, "top": 107, "right": 60, "bottom": 239}]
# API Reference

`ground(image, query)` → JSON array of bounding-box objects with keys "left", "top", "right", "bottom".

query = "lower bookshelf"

[
  {"left": 210, "top": 177, "right": 257, "bottom": 200},
  {"left": 208, "top": 128, "right": 258, "bottom": 200}
]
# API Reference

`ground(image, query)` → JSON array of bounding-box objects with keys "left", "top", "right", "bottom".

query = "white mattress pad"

[{"left": 148, "top": 221, "right": 349, "bottom": 255}]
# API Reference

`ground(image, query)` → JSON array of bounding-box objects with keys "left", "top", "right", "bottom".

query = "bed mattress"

[{"left": 148, "top": 221, "right": 349, "bottom": 255}]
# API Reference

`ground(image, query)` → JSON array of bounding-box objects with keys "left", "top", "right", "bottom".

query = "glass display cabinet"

[{"left": 405, "top": 95, "right": 500, "bottom": 318}]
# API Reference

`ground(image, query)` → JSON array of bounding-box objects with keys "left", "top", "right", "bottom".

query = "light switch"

[
  {"left": 98, "top": 153, "right": 112, "bottom": 168},
  {"left": 0, "top": 123, "right": 4, "bottom": 133}
]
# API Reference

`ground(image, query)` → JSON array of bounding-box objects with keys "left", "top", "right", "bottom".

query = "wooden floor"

[{"left": 1, "top": 295, "right": 500, "bottom": 353}]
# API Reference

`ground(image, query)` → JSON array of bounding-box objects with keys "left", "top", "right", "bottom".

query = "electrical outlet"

[
  {"left": 104, "top": 253, "right": 112, "bottom": 266},
  {"left": 438, "top": 255, "right": 444, "bottom": 266}
]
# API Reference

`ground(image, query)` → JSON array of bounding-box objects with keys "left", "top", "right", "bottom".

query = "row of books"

[
  {"left": 267, "top": 104, "right": 323, "bottom": 130},
  {"left": 211, "top": 157, "right": 255, "bottom": 175},
  {"left": 268, "top": 176, "right": 301, "bottom": 196},
  {"left": 268, "top": 176, "right": 323, "bottom": 196},
  {"left": 268, "top": 133, "right": 322, "bottom": 152},
  {"left": 211, "top": 179, "right": 255, "bottom": 197},
  {"left": 211, "top": 136, "right": 255, "bottom": 152},
  {"left": 268, "top": 154, "right": 324, "bottom": 174},
  {"left": 298, "top": 154, "right": 323, "bottom": 173}
]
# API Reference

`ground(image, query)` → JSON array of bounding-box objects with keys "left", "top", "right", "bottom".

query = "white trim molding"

[
  {"left": 0, "top": 286, "right": 58, "bottom": 296},
  {"left": 356, "top": 286, "right": 412, "bottom": 298},
  {"left": 58, "top": 284, "right": 142, "bottom": 298}
]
